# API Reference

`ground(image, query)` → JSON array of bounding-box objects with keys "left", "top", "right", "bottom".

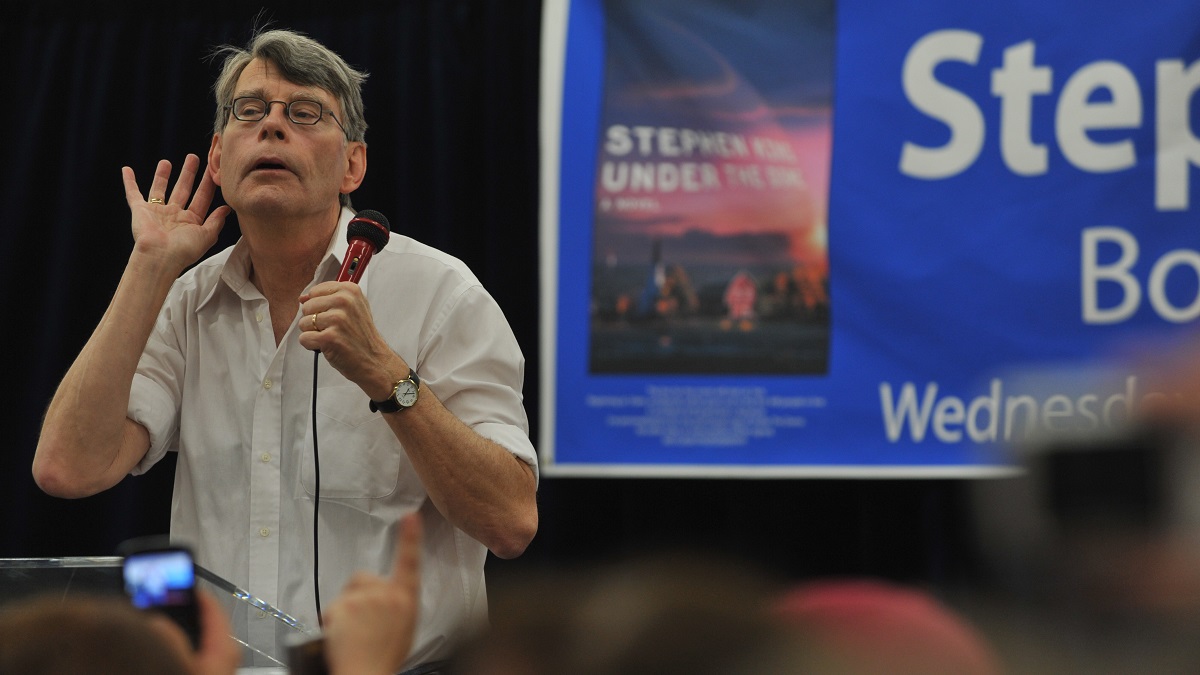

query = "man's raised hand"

[{"left": 122, "top": 153, "right": 229, "bottom": 273}]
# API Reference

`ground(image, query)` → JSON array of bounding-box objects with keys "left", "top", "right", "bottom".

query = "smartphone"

[{"left": 121, "top": 540, "right": 201, "bottom": 649}]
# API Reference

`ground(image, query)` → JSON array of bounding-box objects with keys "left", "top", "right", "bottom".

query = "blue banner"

[{"left": 539, "top": 0, "right": 1200, "bottom": 476}]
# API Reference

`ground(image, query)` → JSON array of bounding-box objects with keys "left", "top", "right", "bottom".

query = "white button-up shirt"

[{"left": 127, "top": 208, "right": 537, "bottom": 667}]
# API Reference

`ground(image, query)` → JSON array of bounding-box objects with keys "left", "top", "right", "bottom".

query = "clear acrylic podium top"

[{"left": 0, "top": 556, "right": 317, "bottom": 672}]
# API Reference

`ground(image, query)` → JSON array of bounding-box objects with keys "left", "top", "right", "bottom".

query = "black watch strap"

[{"left": 369, "top": 369, "right": 420, "bottom": 413}]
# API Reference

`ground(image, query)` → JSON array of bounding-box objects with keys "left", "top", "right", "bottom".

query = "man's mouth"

[{"left": 250, "top": 159, "right": 290, "bottom": 173}]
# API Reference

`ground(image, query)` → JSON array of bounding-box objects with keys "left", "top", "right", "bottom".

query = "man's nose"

[{"left": 259, "top": 103, "right": 289, "bottom": 139}]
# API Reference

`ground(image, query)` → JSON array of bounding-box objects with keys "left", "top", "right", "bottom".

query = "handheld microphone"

[{"left": 337, "top": 210, "right": 391, "bottom": 283}]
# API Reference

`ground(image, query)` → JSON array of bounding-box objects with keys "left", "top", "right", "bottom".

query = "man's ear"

[
  {"left": 207, "top": 134, "right": 223, "bottom": 187},
  {"left": 340, "top": 141, "right": 367, "bottom": 196}
]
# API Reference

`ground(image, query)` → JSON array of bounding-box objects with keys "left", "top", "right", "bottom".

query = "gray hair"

[{"left": 210, "top": 29, "right": 369, "bottom": 207}]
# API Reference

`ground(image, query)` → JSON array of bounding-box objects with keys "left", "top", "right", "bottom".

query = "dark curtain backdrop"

[{"left": 1, "top": 1, "right": 981, "bottom": 592}]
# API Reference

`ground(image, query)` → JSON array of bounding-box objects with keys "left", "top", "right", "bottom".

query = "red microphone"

[{"left": 337, "top": 210, "right": 391, "bottom": 283}]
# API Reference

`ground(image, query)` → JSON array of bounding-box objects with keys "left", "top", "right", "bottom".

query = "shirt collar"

[
  {"left": 325, "top": 206, "right": 357, "bottom": 281},
  {"left": 197, "top": 206, "right": 358, "bottom": 310}
]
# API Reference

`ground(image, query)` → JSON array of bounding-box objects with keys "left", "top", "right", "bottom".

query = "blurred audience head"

[
  {"left": 451, "top": 552, "right": 811, "bottom": 675},
  {"left": 773, "top": 578, "right": 1003, "bottom": 675},
  {"left": 0, "top": 593, "right": 191, "bottom": 675},
  {"left": 451, "top": 553, "right": 1003, "bottom": 675}
]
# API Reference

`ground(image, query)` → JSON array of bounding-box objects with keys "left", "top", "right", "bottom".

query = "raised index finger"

[
  {"left": 189, "top": 162, "right": 221, "bottom": 218},
  {"left": 391, "top": 513, "right": 422, "bottom": 589},
  {"left": 167, "top": 153, "right": 201, "bottom": 208}
]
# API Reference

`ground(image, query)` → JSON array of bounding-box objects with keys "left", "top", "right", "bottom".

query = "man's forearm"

[
  {"left": 33, "top": 251, "right": 178, "bottom": 497},
  {"left": 381, "top": 387, "right": 538, "bottom": 558}
]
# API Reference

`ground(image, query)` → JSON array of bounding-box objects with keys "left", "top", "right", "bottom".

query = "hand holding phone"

[{"left": 120, "top": 538, "right": 201, "bottom": 650}]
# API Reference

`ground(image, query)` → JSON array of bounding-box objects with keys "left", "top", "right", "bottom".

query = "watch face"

[{"left": 396, "top": 380, "right": 419, "bottom": 407}]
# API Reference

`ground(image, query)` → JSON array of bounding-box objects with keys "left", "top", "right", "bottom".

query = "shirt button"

[
  {"left": 260, "top": 453, "right": 271, "bottom": 463},
  {"left": 259, "top": 527, "right": 270, "bottom": 537},
  {"left": 256, "top": 313, "right": 263, "bottom": 323},
  {"left": 263, "top": 379, "right": 273, "bottom": 390},
  {"left": 256, "top": 610, "right": 267, "bottom": 619}
]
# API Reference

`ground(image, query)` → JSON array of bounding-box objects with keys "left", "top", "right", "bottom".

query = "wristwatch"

[{"left": 369, "top": 369, "right": 421, "bottom": 413}]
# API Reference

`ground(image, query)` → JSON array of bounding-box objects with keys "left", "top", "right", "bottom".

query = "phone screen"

[{"left": 123, "top": 548, "right": 200, "bottom": 648}]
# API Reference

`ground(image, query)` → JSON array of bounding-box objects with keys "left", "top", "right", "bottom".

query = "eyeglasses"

[{"left": 225, "top": 97, "right": 347, "bottom": 136}]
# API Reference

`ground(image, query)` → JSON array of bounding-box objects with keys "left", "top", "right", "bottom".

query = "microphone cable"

[
  {"left": 311, "top": 351, "right": 323, "bottom": 627},
  {"left": 304, "top": 209, "right": 389, "bottom": 631}
]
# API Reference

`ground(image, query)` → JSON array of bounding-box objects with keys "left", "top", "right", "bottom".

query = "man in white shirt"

[{"left": 33, "top": 28, "right": 538, "bottom": 672}]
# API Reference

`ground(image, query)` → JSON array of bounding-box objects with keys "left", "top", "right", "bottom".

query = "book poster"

[{"left": 540, "top": 0, "right": 1200, "bottom": 476}]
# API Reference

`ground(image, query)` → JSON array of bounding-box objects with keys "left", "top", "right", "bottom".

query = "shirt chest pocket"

[{"left": 300, "top": 385, "right": 402, "bottom": 499}]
